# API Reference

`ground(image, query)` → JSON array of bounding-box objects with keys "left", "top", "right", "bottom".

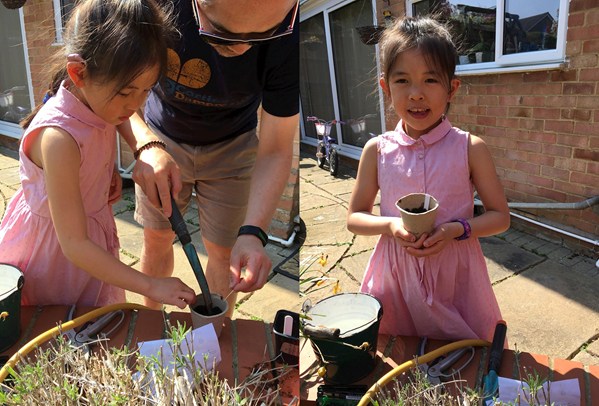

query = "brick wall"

[
  {"left": 22, "top": 0, "right": 59, "bottom": 105},
  {"left": 375, "top": 0, "right": 598, "bottom": 252}
]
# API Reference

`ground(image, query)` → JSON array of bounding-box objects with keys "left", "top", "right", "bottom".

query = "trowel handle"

[
  {"left": 303, "top": 324, "right": 340, "bottom": 340},
  {"left": 488, "top": 320, "right": 507, "bottom": 373},
  {"left": 168, "top": 196, "right": 191, "bottom": 246}
]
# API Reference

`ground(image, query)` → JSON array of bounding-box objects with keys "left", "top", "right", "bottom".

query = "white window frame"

[
  {"left": 406, "top": 0, "right": 570, "bottom": 75},
  {"left": 52, "top": 0, "right": 65, "bottom": 44}
]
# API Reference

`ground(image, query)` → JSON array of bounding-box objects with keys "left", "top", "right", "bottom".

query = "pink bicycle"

[{"left": 306, "top": 116, "right": 344, "bottom": 176}]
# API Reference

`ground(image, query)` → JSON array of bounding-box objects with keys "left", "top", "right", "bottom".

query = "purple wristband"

[{"left": 453, "top": 218, "right": 471, "bottom": 240}]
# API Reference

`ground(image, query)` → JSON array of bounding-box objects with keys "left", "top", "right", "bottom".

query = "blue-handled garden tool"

[
  {"left": 482, "top": 320, "right": 508, "bottom": 401},
  {"left": 168, "top": 196, "right": 214, "bottom": 315}
]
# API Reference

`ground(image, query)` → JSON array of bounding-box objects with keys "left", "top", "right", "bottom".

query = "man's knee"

[{"left": 144, "top": 227, "right": 175, "bottom": 242}]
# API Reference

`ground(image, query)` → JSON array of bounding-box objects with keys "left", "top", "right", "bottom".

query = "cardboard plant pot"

[
  {"left": 190, "top": 293, "right": 228, "bottom": 338},
  {"left": 396, "top": 193, "right": 439, "bottom": 238}
]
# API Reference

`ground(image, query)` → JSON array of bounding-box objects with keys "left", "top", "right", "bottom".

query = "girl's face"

[
  {"left": 78, "top": 65, "right": 160, "bottom": 125},
  {"left": 381, "top": 48, "right": 459, "bottom": 139}
]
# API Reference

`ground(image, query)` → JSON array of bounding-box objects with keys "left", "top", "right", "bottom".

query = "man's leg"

[
  {"left": 202, "top": 238, "right": 237, "bottom": 318},
  {"left": 140, "top": 227, "right": 176, "bottom": 309}
]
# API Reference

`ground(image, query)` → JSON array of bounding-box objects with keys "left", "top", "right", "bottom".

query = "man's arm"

[{"left": 229, "top": 110, "right": 299, "bottom": 292}]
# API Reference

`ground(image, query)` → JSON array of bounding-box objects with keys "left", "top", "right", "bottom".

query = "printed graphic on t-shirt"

[{"left": 163, "top": 48, "right": 233, "bottom": 108}]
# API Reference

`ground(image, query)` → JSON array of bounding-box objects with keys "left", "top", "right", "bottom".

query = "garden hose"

[
  {"left": 357, "top": 338, "right": 490, "bottom": 406},
  {"left": 0, "top": 302, "right": 149, "bottom": 384}
]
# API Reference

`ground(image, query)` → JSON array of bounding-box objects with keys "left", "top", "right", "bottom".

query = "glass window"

[
  {"left": 0, "top": 8, "right": 31, "bottom": 126},
  {"left": 53, "top": 0, "right": 76, "bottom": 43},
  {"left": 300, "top": 0, "right": 383, "bottom": 152},
  {"left": 408, "top": 0, "right": 569, "bottom": 71}
]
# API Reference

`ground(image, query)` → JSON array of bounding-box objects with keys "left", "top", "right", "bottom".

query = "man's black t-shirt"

[{"left": 145, "top": 0, "right": 299, "bottom": 146}]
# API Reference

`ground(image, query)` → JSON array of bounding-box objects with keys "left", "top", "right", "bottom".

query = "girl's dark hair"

[
  {"left": 379, "top": 16, "right": 457, "bottom": 92},
  {"left": 21, "top": 0, "right": 176, "bottom": 128}
]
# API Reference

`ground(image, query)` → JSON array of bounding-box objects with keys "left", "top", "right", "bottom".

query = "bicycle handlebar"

[{"left": 306, "top": 116, "right": 344, "bottom": 125}]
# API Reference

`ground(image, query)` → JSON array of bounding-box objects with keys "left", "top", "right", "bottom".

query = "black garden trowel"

[{"left": 168, "top": 196, "right": 214, "bottom": 315}]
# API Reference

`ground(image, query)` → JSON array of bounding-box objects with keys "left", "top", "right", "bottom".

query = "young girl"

[
  {"left": 0, "top": 0, "right": 196, "bottom": 308},
  {"left": 347, "top": 17, "right": 510, "bottom": 342}
]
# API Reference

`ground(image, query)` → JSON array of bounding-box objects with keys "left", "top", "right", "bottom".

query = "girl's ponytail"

[{"left": 20, "top": 65, "right": 67, "bottom": 129}]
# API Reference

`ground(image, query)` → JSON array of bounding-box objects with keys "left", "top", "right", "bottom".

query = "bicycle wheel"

[
  {"left": 316, "top": 141, "right": 326, "bottom": 168},
  {"left": 329, "top": 146, "right": 339, "bottom": 176}
]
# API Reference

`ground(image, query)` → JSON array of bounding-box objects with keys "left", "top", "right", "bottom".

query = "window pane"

[
  {"left": 300, "top": 14, "right": 335, "bottom": 141},
  {"left": 412, "top": 1, "right": 497, "bottom": 65},
  {"left": 329, "top": 0, "right": 381, "bottom": 147},
  {"left": 60, "top": 0, "right": 76, "bottom": 26},
  {"left": 504, "top": 0, "right": 559, "bottom": 54},
  {"left": 0, "top": 9, "right": 31, "bottom": 124}
]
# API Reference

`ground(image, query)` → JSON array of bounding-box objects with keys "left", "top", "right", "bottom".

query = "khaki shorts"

[{"left": 134, "top": 126, "right": 258, "bottom": 247}]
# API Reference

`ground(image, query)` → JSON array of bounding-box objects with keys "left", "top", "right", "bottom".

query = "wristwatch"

[
  {"left": 453, "top": 218, "right": 471, "bottom": 241},
  {"left": 238, "top": 225, "right": 268, "bottom": 247}
]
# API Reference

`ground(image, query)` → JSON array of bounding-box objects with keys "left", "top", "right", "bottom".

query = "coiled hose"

[
  {"left": 0, "top": 302, "right": 149, "bottom": 384},
  {"left": 357, "top": 338, "right": 490, "bottom": 406}
]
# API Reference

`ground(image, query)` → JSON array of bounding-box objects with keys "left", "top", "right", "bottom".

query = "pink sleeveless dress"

[
  {"left": 360, "top": 118, "right": 502, "bottom": 342},
  {"left": 0, "top": 84, "right": 125, "bottom": 306}
]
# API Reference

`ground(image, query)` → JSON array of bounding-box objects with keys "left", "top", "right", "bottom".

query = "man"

[{"left": 119, "top": 0, "right": 299, "bottom": 315}]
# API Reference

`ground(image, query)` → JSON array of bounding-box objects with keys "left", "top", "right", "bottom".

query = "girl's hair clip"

[
  {"left": 42, "top": 92, "right": 52, "bottom": 104},
  {"left": 67, "top": 53, "right": 86, "bottom": 65}
]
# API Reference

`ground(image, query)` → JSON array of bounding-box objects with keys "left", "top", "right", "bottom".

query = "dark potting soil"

[
  {"left": 403, "top": 204, "right": 429, "bottom": 214},
  {"left": 193, "top": 304, "right": 223, "bottom": 316}
]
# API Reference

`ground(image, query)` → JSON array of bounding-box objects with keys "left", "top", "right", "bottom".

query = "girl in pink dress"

[
  {"left": 347, "top": 17, "right": 510, "bottom": 342},
  {"left": 0, "top": 0, "right": 195, "bottom": 308}
]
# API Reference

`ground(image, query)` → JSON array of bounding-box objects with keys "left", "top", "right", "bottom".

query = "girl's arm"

[
  {"left": 29, "top": 127, "right": 195, "bottom": 308},
  {"left": 347, "top": 138, "right": 416, "bottom": 243},
  {"left": 466, "top": 134, "right": 510, "bottom": 237},
  {"left": 118, "top": 113, "right": 181, "bottom": 217}
]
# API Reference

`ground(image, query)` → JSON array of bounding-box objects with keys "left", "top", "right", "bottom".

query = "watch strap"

[{"left": 238, "top": 225, "right": 268, "bottom": 246}]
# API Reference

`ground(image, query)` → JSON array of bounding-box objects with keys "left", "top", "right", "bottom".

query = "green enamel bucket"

[
  {"left": 0, "top": 264, "right": 24, "bottom": 352},
  {"left": 303, "top": 293, "right": 383, "bottom": 384}
]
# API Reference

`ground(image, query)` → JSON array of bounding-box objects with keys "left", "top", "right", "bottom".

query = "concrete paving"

[
  {"left": 1, "top": 143, "right": 597, "bottom": 368},
  {"left": 299, "top": 148, "right": 599, "bottom": 367}
]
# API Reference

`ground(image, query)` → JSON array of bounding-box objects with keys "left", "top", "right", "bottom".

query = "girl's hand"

[
  {"left": 148, "top": 276, "right": 196, "bottom": 309},
  {"left": 390, "top": 218, "right": 427, "bottom": 248},
  {"left": 405, "top": 222, "right": 458, "bottom": 257},
  {"left": 132, "top": 146, "right": 182, "bottom": 218},
  {"left": 108, "top": 168, "right": 122, "bottom": 205}
]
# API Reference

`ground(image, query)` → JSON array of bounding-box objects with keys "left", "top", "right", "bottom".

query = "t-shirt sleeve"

[{"left": 261, "top": 38, "right": 299, "bottom": 118}]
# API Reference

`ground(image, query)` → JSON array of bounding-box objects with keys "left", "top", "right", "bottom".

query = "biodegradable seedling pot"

[
  {"left": 396, "top": 193, "right": 439, "bottom": 238},
  {"left": 190, "top": 293, "right": 228, "bottom": 338}
]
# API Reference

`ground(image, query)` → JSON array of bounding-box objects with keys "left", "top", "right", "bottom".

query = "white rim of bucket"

[
  {"left": 305, "top": 293, "right": 382, "bottom": 338},
  {"left": 0, "top": 263, "right": 24, "bottom": 300}
]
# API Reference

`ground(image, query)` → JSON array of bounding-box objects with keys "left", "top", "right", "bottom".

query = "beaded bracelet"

[
  {"left": 453, "top": 218, "right": 471, "bottom": 241},
  {"left": 133, "top": 140, "right": 167, "bottom": 160}
]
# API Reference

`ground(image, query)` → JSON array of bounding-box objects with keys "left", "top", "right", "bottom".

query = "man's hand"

[
  {"left": 229, "top": 235, "right": 272, "bottom": 292},
  {"left": 132, "top": 146, "right": 182, "bottom": 217}
]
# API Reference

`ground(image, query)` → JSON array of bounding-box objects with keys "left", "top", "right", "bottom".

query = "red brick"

[
  {"left": 545, "top": 120, "right": 575, "bottom": 134},
  {"left": 542, "top": 144, "right": 572, "bottom": 158},
  {"left": 563, "top": 83, "right": 596, "bottom": 95},
  {"left": 540, "top": 166, "right": 570, "bottom": 181},
  {"left": 570, "top": 171, "right": 599, "bottom": 188},
  {"left": 551, "top": 69, "right": 578, "bottom": 82},
  {"left": 556, "top": 134, "right": 590, "bottom": 148},
  {"left": 561, "top": 109, "right": 592, "bottom": 121}
]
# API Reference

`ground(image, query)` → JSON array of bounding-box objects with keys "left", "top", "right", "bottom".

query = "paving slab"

[
  {"left": 480, "top": 236, "right": 546, "bottom": 283},
  {"left": 493, "top": 259, "right": 599, "bottom": 360},
  {"left": 301, "top": 204, "right": 353, "bottom": 246},
  {"left": 236, "top": 273, "right": 301, "bottom": 321}
]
